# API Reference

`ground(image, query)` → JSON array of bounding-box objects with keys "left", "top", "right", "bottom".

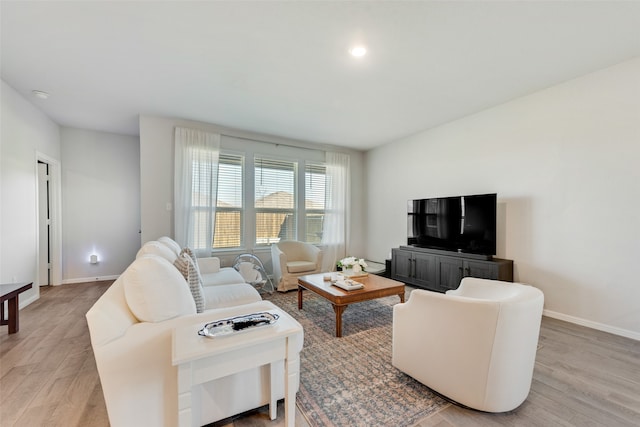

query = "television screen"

[{"left": 408, "top": 193, "right": 496, "bottom": 256}]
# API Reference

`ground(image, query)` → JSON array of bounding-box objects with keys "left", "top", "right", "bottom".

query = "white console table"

[{"left": 172, "top": 308, "right": 302, "bottom": 427}]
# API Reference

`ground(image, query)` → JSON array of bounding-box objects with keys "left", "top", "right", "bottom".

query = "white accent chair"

[
  {"left": 271, "top": 241, "right": 323, "bottom": 292},
  {"left": 392, "top": 277, "right": 544, "bottom": 413}
]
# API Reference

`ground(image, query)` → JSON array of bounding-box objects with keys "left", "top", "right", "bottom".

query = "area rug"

[{"left": 263, "top": 288, "right": 449, "bottom": 427}]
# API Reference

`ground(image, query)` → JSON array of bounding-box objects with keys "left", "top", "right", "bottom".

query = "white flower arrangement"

[{"left": 337, "top": 256, "right": 368, "bottom": 273}]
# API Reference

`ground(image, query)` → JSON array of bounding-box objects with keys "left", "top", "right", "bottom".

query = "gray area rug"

[{"left": 264, "top": 288, "right": 449, "bottom": 427}]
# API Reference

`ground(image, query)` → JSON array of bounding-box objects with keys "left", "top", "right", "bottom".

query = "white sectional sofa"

[
  {"left": 155, "top": 236, "right": 249, "bottom": 287},
  {"left": 86, "top": 238, "right": 304, "bottom": 427}
]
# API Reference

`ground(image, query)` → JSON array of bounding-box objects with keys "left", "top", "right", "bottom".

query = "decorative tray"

[
  {"left": 332, "top": 279, "right": 364, "bottom": 291},
  {"left": 198, "top": 312, "right": 279, "bottom": 338},
  {"left": 341, "top": 271, "right": 369, "bottom": 279}
]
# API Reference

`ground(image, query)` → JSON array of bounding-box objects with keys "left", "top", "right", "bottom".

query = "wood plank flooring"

[{"left": 1, "top": 281, "right": 639, "bottom": 426}]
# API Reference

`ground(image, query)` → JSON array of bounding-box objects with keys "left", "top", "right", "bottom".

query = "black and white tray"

[{"left": 198, "top": 312, "right": 279, "bottom": 338}]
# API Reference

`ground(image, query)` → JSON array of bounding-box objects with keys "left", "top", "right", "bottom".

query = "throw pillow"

[
  {"left": 174, "top": 253, "right": 206, "bottom": 313},
  {"left": 123, "top": 255, "right": 196, "bottom": 322},
  {"left": 180, "top": 247, "right": 200, "bottom": 274}
]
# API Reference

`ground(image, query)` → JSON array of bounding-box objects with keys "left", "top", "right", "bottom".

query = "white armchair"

[
  {"left": 392, "top": 277, "right": 544, "bottom": 413},
  {"left": 271, "top": 241, "right": 323, "bottom": 291}
]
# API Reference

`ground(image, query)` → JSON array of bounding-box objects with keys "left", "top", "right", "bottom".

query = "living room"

[{"left": 2, "top": 1, "right": 640, "bottom": 426}]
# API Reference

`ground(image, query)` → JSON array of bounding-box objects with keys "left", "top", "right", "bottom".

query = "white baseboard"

[
  {"left": 18, "top": 293, "right": 39, "bottom": 310},
  {"left": 61, "top": 275, "right": 120, "bottom": 285},
  {"left": 543, "top": 309, "right": 640, "bottom": 341}
]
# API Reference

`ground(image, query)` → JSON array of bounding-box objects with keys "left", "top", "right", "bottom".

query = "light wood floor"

[{"left": 1, "top": 281, "right": 639, "bottom": 427}]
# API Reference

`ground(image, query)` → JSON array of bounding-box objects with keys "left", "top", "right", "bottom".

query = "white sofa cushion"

[
  {"left": 203, "top": 283, "right": 262, "bottom": 309},
  {"left": 123, "top": 255, "right": 196, "bottom": 322},
  {"left": 197, "top": 256, "right": 221, "bottom": 274},
  {"left": 136, "top": 241, "right": 178, "bottom": 264},
  {"left": 174, "top": 253, "right": 206, "bottom": 313},
  {"left": 201, "top": 267, "right": 246, "bottom": 287},
  {"left": 287, "top": 260, "right": 317, "bottom": 273},
  {"left": 157, "top": 236, "right": 181, "bottom": 256}
]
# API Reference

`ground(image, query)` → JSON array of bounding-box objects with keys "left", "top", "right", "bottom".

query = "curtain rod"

[{"left": 220, "top": 133, "right": 328, "bottom": 153}]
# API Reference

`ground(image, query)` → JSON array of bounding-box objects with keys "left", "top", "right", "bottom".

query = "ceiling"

[{"left": 2, "top": 1, "right": 640, "bottom": 150}]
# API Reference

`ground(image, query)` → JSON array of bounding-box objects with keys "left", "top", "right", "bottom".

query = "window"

[
  {"left": 213, "top": 154, "right": 243, "bottom": 249},
  {"left": 305, "top": 163, "right": 326, "bottom": 244},
  {"left": 199, "top": 146, "right": 332, "bottom": 251},
  {"left": 254, "top": 157, "right": 297, "bottom": 245}
]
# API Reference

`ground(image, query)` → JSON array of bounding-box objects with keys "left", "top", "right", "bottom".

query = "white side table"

[{"left": 172, "top": 307, "right": 302, "bottom": 427}]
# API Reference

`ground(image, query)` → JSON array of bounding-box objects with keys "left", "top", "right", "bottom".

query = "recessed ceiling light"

[
  {"left": 349, "top": 45, "right": 367, "bottom": 57},
  {"left": 32, "top": 90, "right": 50, "bottom": 99}
]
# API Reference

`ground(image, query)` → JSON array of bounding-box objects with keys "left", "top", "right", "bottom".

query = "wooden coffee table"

[{"left": 297, "top": 273, "right": 405, "bottom": 337}]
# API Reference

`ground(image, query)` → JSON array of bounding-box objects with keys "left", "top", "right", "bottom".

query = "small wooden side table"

[
  {"left": 0, "top": 282, "right": 33, "bottom": 334},
  {"left": 172, "top": 307, "right": 302, "bottom": 427}
]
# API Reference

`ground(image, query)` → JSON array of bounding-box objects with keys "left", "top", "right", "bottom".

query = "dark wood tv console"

[{"left": 391, "top": 246, "right": 513, "bottom": 293}]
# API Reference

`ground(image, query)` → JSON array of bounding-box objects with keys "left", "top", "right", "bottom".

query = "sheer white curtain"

[
  {"left": 321, "top": 152, "right": 350, "bottom": 271},
  {"left": 174, "top": 127, "right": 220, "bottom": 256}
]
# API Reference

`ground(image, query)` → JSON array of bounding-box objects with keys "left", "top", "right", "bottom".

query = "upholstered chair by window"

[{"left": 271, "top": 241, "right": 323, "bottom": 292}]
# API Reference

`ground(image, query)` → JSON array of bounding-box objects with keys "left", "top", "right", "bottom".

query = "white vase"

[{"left": 352, "top": 264, "right": 362, "bottom": 274}]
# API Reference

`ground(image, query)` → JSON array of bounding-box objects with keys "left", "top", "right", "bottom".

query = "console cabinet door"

[
  {"left": 412, "top": 252, "right": 437, "bottom": 289},
  {"left": 437, "top": 257, "right": 464, "bottom": 290},
  {"left": 391, "top": 247, "right": 513, "bottom": 292},
  {"left": 391, "top": 249, "right": 413, "bottom": 283},
  {"left": 464, "top": 260, "right": 498, "bottom": 280}
]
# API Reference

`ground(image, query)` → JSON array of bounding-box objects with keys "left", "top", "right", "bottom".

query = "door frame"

[{"left": 35, "top": 152, "right": 62, "bottom": 286}]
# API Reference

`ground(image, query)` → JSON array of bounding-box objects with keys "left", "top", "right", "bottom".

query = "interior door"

[{"left": 38, "top": 161, "right": 51, "bottom": 286}]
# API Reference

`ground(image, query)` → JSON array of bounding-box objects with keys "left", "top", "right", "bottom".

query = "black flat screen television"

[{"left": 408, "top": 193, "right": 497, "bottom": 256}]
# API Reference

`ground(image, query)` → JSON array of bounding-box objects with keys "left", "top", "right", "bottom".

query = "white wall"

[
  {"left": 365, "top": 58, "right": 640, "bottom": 339},
  {"left": 139, "top": 115, "right": 365, "bottom": 268},
  {"left": 1, "top": 80, "right": 60, "bottom": 306},
  {"left": 61, "top": 127, "right": 140, "bottom": 283}
]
